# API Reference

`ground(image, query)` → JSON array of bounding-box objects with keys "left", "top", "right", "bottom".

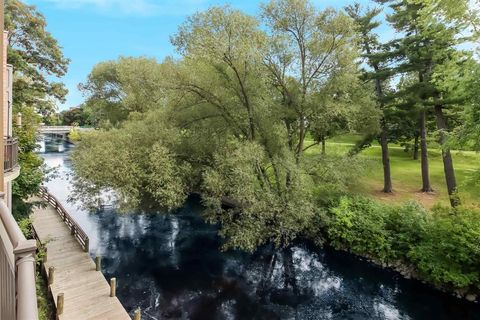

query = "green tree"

[
  {"left": 79, "top": 57, "right": 165, "bottom": 127},
  {"left": 60, "top": 106, "right": 93, "bottom": 126},
  {"left": 262, "top": 0, "right": 365, "bottom": 163},
  {"left": 5, "top": 0, "right": 69, "bottom": 216},
  {"left": 377, "top": 0, "right": 477, "bottom": 205},
  {"left": 71, "top": 3, "right": 375, "bottom": 257},
  {"left": 346, "top": 4, "right": 395, "bottom": 193}
]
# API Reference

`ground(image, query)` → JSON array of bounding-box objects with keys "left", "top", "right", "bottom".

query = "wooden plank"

[{"left": 31, "top": 199, "right": 131, "bottom": 320}]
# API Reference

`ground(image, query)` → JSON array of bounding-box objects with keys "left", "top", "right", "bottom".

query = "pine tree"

[
  {"left": 346, "top": 4, "right": 394, "bottom": 193},
  {"left": 377, "top": 0, "right": 476, "bottom": 206}
]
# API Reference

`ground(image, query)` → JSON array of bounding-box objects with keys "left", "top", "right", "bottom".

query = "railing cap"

[{"left": 14, "top": 239, "right": 37, "bottom": 256}]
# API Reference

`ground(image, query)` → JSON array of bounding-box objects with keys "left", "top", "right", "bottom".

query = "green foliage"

[
  {"left": 410, "top": 206, "right": 480, "bottom": 288},
  {"left": 71, "top": 110, "right": 189, "bottom": 211},
  {"left": 385, "top": 202, "right": 428, "bottom": 259},
  {"left": 35, "top": 243, "right": 54, "bottom": 320},
  {"left": 16, "top": 217, "right": 33, "bottom": 238},
  {"left": 322, "top": 196, "right": 480, "bottom": 290},
  {"left": 79, "top": 57, "right": 165, "bottom": 127},
  {"left": 307, "top": 154, "right": 372, "bottom": 205},
  {"left": 453, "top": 61, "right": 480, "bottom": 186},
  {"left": 12, "top": 151, "right": 45, "bottom": 220},
  {"left": 6, "top": 0, "right": 69, "bottom": 118},
  {"left": 72, "top": 3, "right": 374, "bottom": 253},
  {"left": 68, "top": 128, "right": 81, "bottom": 142},
  {"left": 6, "top": 0, "right": 69, "bottom": 218},
  {"left": 326, "top": 197, "right": 392, "bottom": 261},
  {"left": 36, "top": 270, "right": 54, "bottom": 320},
  {"left": 202, "top": 141, "right": 315, "bottom": 251},
  {"left": 61, "top": 106, "right": 93, "bottom": 126}
]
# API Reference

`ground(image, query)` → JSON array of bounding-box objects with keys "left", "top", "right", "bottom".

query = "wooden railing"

[
  {"left": 38, "top": 187, "right": 90, "bottom": 252},
  {"left": 4, "top": 136, "right": 18, "bottom": 173},
  {"left": 0, "top": 194, "right": 38, "bottom": 320}
]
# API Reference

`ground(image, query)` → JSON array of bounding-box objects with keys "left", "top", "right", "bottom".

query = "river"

[{"left": 38, "top": 137, "right": 480, "bottom": 320}]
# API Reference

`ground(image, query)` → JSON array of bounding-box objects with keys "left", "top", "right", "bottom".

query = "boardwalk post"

[
  {"left": 134, "top": 308, "right": 141, "bottom": 320},
  {"left": 110, "top": 278, "right": 116, "bottom": 297},
  {"left": 95, "top": 256, "right": 101, "bottom": 271},
  {"left": 57, "top": 293, "right": 64, "bottom": 318},
  {"left": 84, "top": 238, "right": 89, "bottom": 252},
  {"left": 48, "top": 266, "right": 55, "bottom": 285}
]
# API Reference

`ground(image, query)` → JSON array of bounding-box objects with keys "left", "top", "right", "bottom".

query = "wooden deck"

[{"left": 31, "top": 197, "right": 131, "bottom": 320}]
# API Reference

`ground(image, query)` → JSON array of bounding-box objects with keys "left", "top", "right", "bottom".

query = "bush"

[
  {"left": 17, "top": 217, "right": 33, "bottom": 238},
  {"left": 409, "top": 206, "right": 480, "bottom": 288},
  {"left": 385, "top": 202, "right": 428, "bottom": 260},
  {"left": 325, "top": 196, "right": 392, "bottom": 262},
  {"left": 321, "top": 196, "right": 480, "bottom": 290}
]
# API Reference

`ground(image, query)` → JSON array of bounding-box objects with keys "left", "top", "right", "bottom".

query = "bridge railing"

[
  {"left": 38, "top": 126, "right": 73, "bottom": 133},
  {"left": 0, "top": 194, "right": 38, "bottom": 320},
  {"left": 4, "top": 136, "right": 18, "bottom": 173},
  {"left": 38, "top": 187, "right": 89, "bottom": 252}
]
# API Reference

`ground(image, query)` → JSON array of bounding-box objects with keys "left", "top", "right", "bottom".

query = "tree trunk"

[
  {"left": 321, "top": 135, "right": 326, "bottom": 155},
  {"left": 296, "top": 115, "right": 306, "bottom": 164},
  {"left": 413, "top": 133, "right": 419, "bottom": 160},
  {"left": 380, "top": 123, "right": 393, "bottom": 193},
  {"left": 361, "top": 35, "right": 392, "bottom": 194},
  {"left": 420, "top": 110, "right": 433, "bottom": 192},
  {"left": 434, "top": 104, "right": 459, "bottom": 207}
]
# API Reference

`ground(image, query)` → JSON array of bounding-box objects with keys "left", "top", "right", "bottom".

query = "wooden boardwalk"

[{"left": 31, "top": 196, "right": 131, "bottom": 320}]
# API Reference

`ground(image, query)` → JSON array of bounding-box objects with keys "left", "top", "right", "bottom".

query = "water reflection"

[{"left": 38, "top": 138, "right": 480, "bottom": 320}]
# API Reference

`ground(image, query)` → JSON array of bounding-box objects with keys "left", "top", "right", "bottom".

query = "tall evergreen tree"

[
  {"left": 377, "top": 0, "right": 477, "bottom": 205},
  {"left": 346, "top": 4, "right": 394, "bottom": 193}
]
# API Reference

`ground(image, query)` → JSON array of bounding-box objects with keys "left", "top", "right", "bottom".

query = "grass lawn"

[{"left": 305, "top": 134, "right": 480, "bottom": 208}]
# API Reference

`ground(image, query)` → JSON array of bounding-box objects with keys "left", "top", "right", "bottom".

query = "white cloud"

[{"left": 39, "top": 0, "right": 209, "bottom": 16}]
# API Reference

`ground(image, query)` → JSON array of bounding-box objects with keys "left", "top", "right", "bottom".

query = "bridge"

[
  {"left": 31, "top": 187, "right": 132, "bottom": 320},
  {"left": 38, "top": 126, "right": 75, "bottom": 135}
]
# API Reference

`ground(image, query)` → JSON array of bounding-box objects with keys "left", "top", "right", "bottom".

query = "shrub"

[
  {"left": 322, "top": 196, "right": 480, "bottom": 290},
  {"left": 384, "top": 202, "right": 428, "bottom": 260},
  {"left": 17, "top": 217, "right": 33, "bottom": 239},
  {"left": 409, "top": 206, "right": 480, "bottom": 288},
  {"left": 325, "top": 196, "right": 392, "bottom": 262}
]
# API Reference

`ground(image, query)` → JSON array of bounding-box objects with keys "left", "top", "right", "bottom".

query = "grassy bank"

[{"left": 305, "top": 134, "right": 480, "bottom": 208}]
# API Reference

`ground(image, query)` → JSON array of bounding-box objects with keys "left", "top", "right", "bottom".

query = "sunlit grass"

[{"left": 305, "top": 135, "right": 480, "bottom": 207}]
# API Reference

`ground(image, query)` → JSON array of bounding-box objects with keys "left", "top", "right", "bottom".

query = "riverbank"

[{"left": 314, "top": 196, "right": 480, "bottom": 305}]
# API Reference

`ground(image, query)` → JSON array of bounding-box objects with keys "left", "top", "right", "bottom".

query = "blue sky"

[{"left": 26, "top": 0, "right": 382, "bottom": 110}]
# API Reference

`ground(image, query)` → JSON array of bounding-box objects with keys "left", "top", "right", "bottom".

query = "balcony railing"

[
  {"left": 4, "top": 137, "right": 18, "bottom": 173},
  {"left": 0, "top": 195, "right": 38, "bottom": 320}
]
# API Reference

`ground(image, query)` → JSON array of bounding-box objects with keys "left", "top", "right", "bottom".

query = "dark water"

[{"left": 39, "top": 137, "right": 480, "bottom": 320}]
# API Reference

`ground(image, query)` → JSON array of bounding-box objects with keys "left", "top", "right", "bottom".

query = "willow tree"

[
  {"left": 167, "top": 6, "right": 318, "bottom": 251},
  {"left": 79, "top": 57, "right": 166, "bottom": 127},
  {"left": 72, "top": 4, "right": 373, "bottom": 255}
]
